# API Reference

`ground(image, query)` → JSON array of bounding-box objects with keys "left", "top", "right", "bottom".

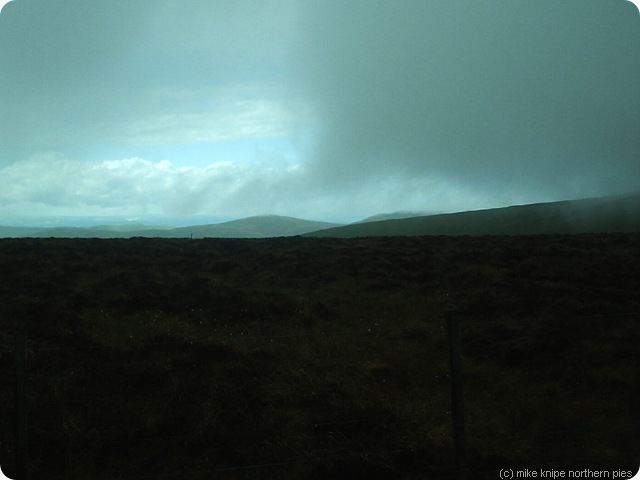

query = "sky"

[{"left": 0, "top": 0, "right": 639, "bottom": 225}]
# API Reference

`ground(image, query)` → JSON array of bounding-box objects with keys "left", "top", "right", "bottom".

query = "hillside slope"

[
  {"left": 306, "top": 193, "right": 640, "bottom": 237},
  {"left": 138, "top": 215, "right": 342, "bottom": 238}
]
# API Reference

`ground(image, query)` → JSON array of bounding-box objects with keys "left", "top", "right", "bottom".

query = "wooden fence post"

[
  {"left": 15, "top": 333, "right": 27, "bottom": 480},
  {"left": 446, "top": 314, "right": 466, "bottom": 480}
]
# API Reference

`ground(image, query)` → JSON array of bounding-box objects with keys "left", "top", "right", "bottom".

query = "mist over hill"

[
  {"left": 354, "top": 211, "right": 432, "bottom": 223},
  {"left": 305, "top": 193, "right": 640, "bottom": 237}
]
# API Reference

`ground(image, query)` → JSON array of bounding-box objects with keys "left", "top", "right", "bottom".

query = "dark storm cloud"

[{"left": 291, "top": 0, "right": 640, "bottom": 200}]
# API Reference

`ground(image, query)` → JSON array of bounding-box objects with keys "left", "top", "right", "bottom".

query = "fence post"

[
  {"left": 446, "top": 314, "right": 466, "bottom": 480},
  {"left": 15, "top": 333, "right": 27, "bottom": 480}
]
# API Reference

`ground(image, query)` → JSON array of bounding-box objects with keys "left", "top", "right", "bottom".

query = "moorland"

[{"left": 0, "top": 234, "right": 638, "bottom": 479}]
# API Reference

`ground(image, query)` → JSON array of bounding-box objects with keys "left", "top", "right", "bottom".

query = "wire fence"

[{"left": 1, "top": 310, "right": 639, "bottom": 479}]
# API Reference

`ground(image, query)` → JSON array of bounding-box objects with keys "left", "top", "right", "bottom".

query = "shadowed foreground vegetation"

[{"left": 0, "top": 235, "right": 638, "bottom": 479}]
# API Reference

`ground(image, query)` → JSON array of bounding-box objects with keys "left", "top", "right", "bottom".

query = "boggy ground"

[{"left": 0, "top": 234, "right": 638, "bottom": 479}]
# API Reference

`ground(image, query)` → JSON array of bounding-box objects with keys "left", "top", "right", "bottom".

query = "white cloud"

[
  {"left": 0, "top": 153, "right": 309, "bottom": 219},
  {"left": 0, "top": 152, "right": 493, "bottom": 224}
]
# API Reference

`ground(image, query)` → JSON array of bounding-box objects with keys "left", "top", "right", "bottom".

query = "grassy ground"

[{"left": 0, "top": 234, "right": 638, "bottom": 479}]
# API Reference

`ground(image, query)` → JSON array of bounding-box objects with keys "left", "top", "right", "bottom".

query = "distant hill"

[
  {"left": 8, "top": 194, "right": 640, "bottom": 238},
  {"left": 305, "top": 193, "right": 640, "bottom": 237},
  {"left": 354, "top": 211, "right": 431, "bottom": 223},
  {"left": 25, "top": 227, "right": 124, "bottom": 238},
  {"left": 12, "top": 215, "right": 342, "bottom": 239},
  {"left": 0, "top": 226, "right": 46, "bottom": 238},
  {"left": 148, "top": 215, "right": 342, "bottom": 238}
]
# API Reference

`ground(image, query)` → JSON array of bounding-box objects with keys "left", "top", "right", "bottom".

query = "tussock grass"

[{"left": 0, "top": 234, "right": 638, "bottom": 478}]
